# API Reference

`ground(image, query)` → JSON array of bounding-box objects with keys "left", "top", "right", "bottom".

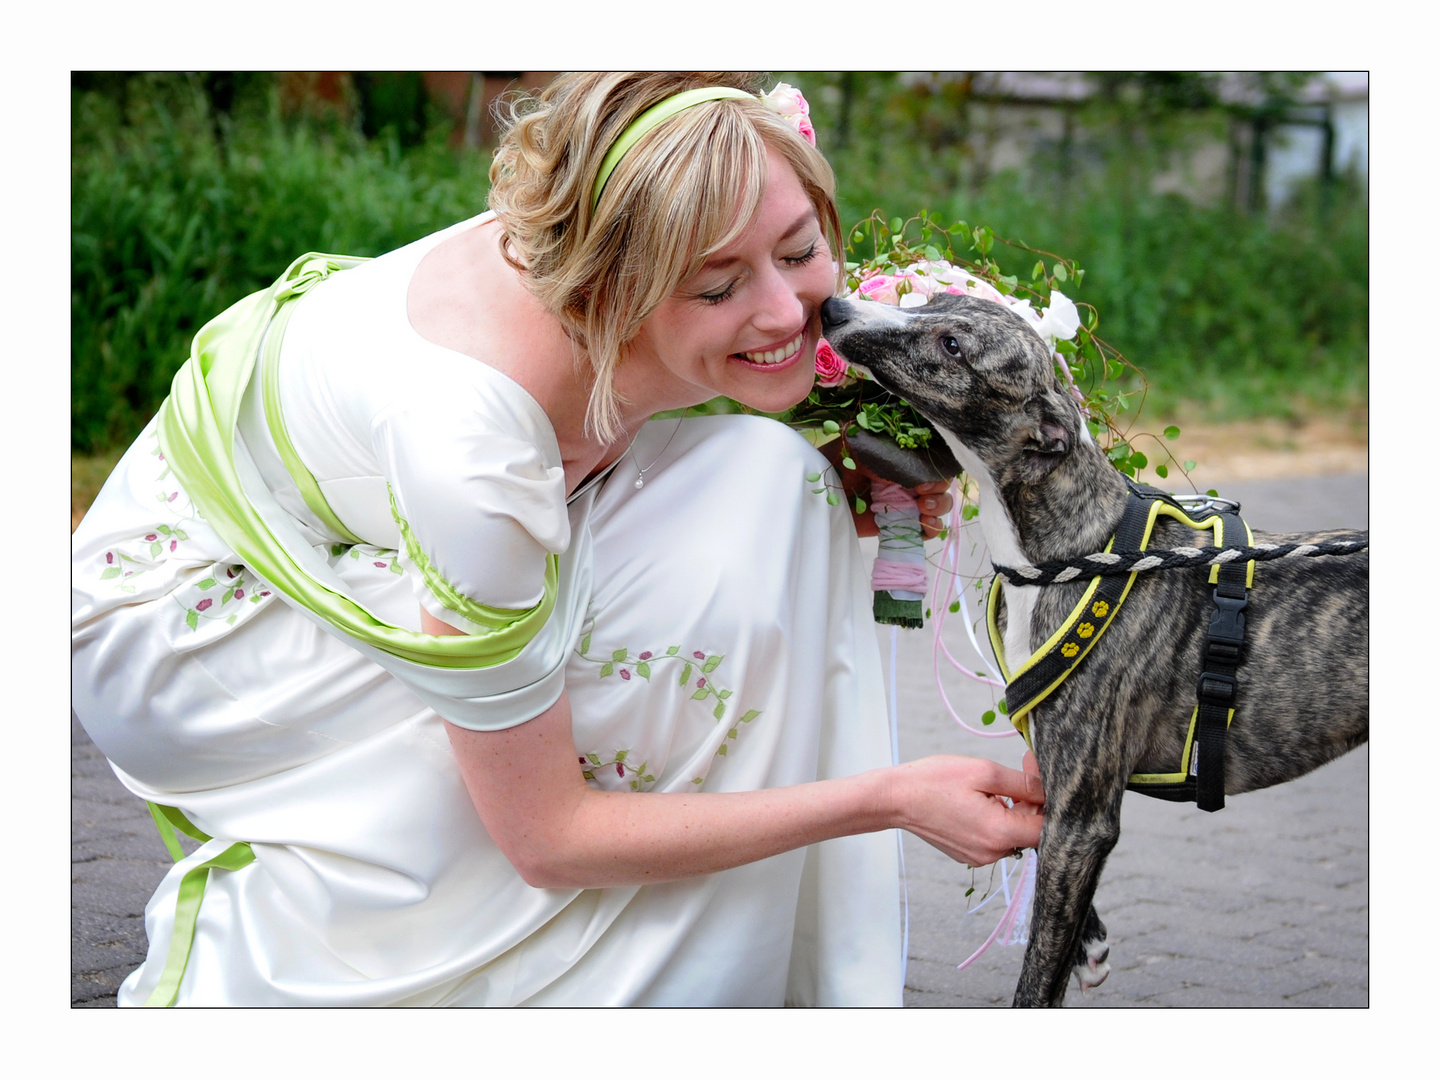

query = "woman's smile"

[{"left": 734, "top": 327, "right": 807, "bottom": 368}]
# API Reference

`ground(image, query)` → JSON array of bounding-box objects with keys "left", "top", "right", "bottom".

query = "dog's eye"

[{"left": 941, "top": 336, "right": 962, "bottom": 357}]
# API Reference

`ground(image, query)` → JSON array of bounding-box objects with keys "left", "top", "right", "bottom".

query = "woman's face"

[{"left": 624, "top": 146, "right": 835, "bottom": 418}]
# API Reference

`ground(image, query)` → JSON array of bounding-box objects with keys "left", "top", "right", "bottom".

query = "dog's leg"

[{"left": 1012, "top": 705, "right": 1127, "bottom": 1007}]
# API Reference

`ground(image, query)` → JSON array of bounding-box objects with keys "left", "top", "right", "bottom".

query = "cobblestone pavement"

[{"left": 71, "top": 473, "right": 1367, "bottom": 1007}]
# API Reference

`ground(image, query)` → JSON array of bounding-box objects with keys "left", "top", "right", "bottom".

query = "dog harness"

[{"left": 985, "top": 482, "right": 1254, "bottom": 812}]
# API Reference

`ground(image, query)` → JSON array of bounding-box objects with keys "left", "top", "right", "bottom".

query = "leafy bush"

[
  {"left": 72, "top": 74, "right": 492, "bottom": 453},
  {"left": 73, "top": 73, "right": 1367, "bottom": 455}
]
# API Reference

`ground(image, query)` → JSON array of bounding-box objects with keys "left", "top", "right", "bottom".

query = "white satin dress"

[{"left": 71, "top": 213, "right": 902, "bottom": 1006}]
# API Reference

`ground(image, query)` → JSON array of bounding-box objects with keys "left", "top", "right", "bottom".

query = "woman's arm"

[{"left": 444, "top": 692, "right": 1044, "bottom": 890}]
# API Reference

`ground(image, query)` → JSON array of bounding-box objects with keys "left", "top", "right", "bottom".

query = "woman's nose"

[{"left": 751, "top": 264, "right": 805, "bottom": 332}]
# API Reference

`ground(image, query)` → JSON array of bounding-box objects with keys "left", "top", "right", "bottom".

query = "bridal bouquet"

[{"left": 783, "top": 211, "right": 1180, "bottom": 627}]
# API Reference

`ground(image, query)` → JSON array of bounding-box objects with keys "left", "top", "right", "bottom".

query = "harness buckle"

[
  {"left": 1206, "top": 589, "right": 1247, "bottom": 657},
  {"left": 1196, "top": 671, "right": 1237, "bottom": 706}
]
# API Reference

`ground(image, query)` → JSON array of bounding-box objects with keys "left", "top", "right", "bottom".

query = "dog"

[{"left": 820, "top": 292, "right": 1368, "bottom": 1007}]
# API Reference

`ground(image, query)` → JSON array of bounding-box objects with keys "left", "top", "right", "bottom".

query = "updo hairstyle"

[{"left": 487, "top": 72, "right": 842, "bottom": 442}]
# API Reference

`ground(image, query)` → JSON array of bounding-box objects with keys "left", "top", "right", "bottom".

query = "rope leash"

[{"left": 992, "top": 534, "right": 1367, "bottom": 587}]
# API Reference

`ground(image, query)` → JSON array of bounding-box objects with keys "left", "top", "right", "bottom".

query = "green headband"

[{"left": 590, "top": 86, "right": 753, "bottom": 211}]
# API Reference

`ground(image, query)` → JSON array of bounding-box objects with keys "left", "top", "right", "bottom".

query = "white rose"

[{"left": 1034, "top": 289, "right": 1081, "bottom": 345}]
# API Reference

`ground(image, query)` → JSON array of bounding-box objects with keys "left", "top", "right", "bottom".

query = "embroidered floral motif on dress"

[{"left": 575, "top": 625, "right": 763, "bottom": 790}]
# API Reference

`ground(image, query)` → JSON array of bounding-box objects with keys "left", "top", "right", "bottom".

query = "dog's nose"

[{"left": 820, "top": 297, "right": 851, "bottom": 335}]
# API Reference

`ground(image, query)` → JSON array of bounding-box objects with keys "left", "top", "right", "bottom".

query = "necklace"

[{"left": 632, "top": 417, "right": 684, "bottom": 489}]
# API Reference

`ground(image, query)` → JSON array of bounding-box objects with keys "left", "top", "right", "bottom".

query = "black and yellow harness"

[{"left": 985, "top": 482, "right": 1254, "bottom": 812}]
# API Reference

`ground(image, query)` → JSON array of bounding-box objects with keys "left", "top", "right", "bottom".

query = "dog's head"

[{"left": 820, "top": 292, "right": 1083, "bottom": 489}]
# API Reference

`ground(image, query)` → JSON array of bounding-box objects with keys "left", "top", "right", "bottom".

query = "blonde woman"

[{"left": 72, "top": 72, "right": 1043, "bottom": 1006}]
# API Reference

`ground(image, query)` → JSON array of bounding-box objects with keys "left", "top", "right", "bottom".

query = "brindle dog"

[{"left": 821, "top": 293, "right": 1368, "bottom": 1008}]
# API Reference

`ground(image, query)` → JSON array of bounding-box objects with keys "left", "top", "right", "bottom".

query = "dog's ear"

[{"left": 1019, "top": 401, "right": 1074, "bottom": 482}]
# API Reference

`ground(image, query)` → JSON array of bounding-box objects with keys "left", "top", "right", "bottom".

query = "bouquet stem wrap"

[{"left": 870, "top": 480, "right": 928, "bottom": 628}]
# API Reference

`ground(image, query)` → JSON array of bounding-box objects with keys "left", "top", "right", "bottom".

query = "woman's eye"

[
  {"left": 699, "top": 281, "right": 738, "bottom": 305},
  {"left": 941, "top": 336, "right": 962, "bottom": 356},
  {"left": 784, "top": 243, "right": 819, "bottom": 267}
]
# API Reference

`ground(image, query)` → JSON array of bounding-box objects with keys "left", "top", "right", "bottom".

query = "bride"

[{"left": 71, "top": 71, "right": 1043, "bottom": 1006}]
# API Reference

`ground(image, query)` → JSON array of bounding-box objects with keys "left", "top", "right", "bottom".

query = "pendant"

[{"left": 634, "top": 477, "right": 644, "bottom": 489}]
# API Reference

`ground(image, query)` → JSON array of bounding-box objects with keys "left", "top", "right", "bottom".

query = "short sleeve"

[{"left": 371, "top": 368, "right": 569, "bottom": 636}]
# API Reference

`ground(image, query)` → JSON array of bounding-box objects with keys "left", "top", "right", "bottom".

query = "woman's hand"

[
  {"left": 883, "top": 753, "right": 1045, "bottom": 867},
  {"left": 818, "top": 440, "right": 954, "bottom": 540}
]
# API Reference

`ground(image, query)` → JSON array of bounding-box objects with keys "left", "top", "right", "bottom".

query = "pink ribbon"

[{"left": 871, "top": 559, "right": 929, "bottom": 592}]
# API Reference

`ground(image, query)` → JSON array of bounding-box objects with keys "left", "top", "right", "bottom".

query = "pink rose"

[
  {"left": 196, "top": 598, "right": 212, "bottom": 612},
  {"left": 815, "top": 338, "right": 848, "bottom": 387},
  {"left": 857, "top": 274, "right": 900, "bottom": 305},
  {"left": 795, "top": 114, "right": 816, "bottom": 147},
  {"left": 620, "top": 668, "right": 631, "bottom": 681}
]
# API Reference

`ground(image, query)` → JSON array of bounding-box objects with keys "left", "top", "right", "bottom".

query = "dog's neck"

[
  {"left": 1000, "top": 437, "right": 1130, "bottom": 564},
  {"left": 941, "top": 427, "right": 1128, "bottom": 567}
]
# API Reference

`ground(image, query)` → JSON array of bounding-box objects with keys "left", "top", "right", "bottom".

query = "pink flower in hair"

[
  {"left": 815, "top": 338, "right": 849, "bottom": 387},
  {"left": 761, "top": 82, "right": 817, "bottom": 147}
]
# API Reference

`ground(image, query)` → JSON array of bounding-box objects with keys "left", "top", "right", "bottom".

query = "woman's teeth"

[{"left": 739, "top": 332, "right": 803, "bottom": 365}]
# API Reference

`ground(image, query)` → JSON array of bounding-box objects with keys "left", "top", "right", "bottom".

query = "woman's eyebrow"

[{"left": 698, "top": 210, "right": 819, "bottom": 273}]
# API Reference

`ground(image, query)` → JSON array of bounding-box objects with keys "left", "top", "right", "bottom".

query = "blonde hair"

[{"left": 487, "top": 72, "right": 843, "bottom": 442}]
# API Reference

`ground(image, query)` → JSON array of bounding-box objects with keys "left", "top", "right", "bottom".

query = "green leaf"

[
  {"left": 1130, "top": 452, "right": 1148, "bottom": 469},
  {"left": 150, "top": 541, "right": 162, "bottom": 558},
  {"left": 889, "top": 217, "right": 903, "bottom": 234},
  {"left": 740, "top": 710, "right": 760, "bottom": 723},
  {"left": 227, "top": 615, "right": 237, "bottom": 625},
  {"left": 630, "top": 780, "right": 640, "bottom": 791},
  {"left": 390, "top": 560, "right": 403, "bottom": 574},
  {"left": 854, "top": 496, "right": 867, "bottom": 515},
  {"left": 714, "top": 702, "right": 726, "bottom": 720},
  {"left": 611, "top": 648, "right": 627, "bottom": 661},
  {"left": 826, "top": 492, "right": 840, "bottom": 506},
  {"left": 582, "top": 770, "right": 595, "bottom": 780},
  {"left": 186, "top": 609, "right": 198, "bottom": 630},
  {"left": 1031, "top": 260, "right": 1045, "bottom": 281},
  {"left": 636, "top": 662, "right": 651, "bottom": 679},
  {"left": 1053, "top": 262, "right": 1068, "bottom": 282},
  {"left": 692, "top": 688, "right": 708, "bottom": 700},
  {"left": 666, "top": 645, "right": 679, "bottom": 655},
  {"left": 997, "top": 698, "right": 1008, "bottom": 714},
  {"left": 962, "top": 504, "right": 979, "bottom": 521},
  {"left": 812, "top": 487, "right": 826, "bottom": 495},
  {"left": 806, "top": 471, "right": 821, "bottom": 483},
  {"left": 580, "top": 633, "right": 591, "bottom": 654},
  {"left": 100, "top": 566, "right": 122, "bottom": 580},
  {"left": 600, "top": 663, "right": 614, "bottom": 677},
  {"left": 822, "top": 420, "right": 840, "bottom": 435},
  {"left": 727, "top": 727, "right": 738, "bottom": 739},
  {"left": 923, "top": 244, "right": 942, "bottom": 262},
  {"left": 1207, "top": 489, "right": 1219, "bottom": 498},
  {"left": 949, "top": 600, "right": 960, "bottom": 613},
  {"left": 701, "top": 655, "right": 723, "bottom": 673},
  {"left": 717, "top": 744, "right": 727, "bottom": 756},
  {"left": 680, "top": 662, "right": 692, "bottom": 685},
  {"left": 982, "top": 710, "right": 996, "bottom": 725},
  {"left": 965, "top": 887, "right": 975, "bottom": 897},
  {"left": 156, "top": 524, "right": 172, "bottom": 535},
  {"left": 173, "top": 530, "right": 188, "bottom": 541},
  {"left": 1155, "top": 464, "right": 1169, "bottom": 479},
  {"left": 331, "top": 543, "right": 346, "bottom": 557},
  {"left": 1184, "top": 460, "right": 1197, "bottom": 471},
  {"left": 588, "top": 753, "right": 602, "bottom": 765},
  {"left": 615, "top": 750, "right": 628, "bottom": 761},
  {"left": 221, "top": 589, "right": 234, "bottom": 605},
  {"left": 841, "top": 456, "right": 856, "bottom": 470},
  {"left": 718, "top": 689, "right": 732, "bottom": 699},
  {"left": 1164, "top": 426, "right": 1181, "bottom": 440}
]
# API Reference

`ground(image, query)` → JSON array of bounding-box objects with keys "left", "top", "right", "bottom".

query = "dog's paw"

[{"left": 1073, "top": 938, "right": 1111, "bottom": 992}]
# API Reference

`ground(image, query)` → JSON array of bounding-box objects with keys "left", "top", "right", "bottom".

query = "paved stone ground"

[{"left": 71, "top": 473, "right": 1367, "bottom": 1007}]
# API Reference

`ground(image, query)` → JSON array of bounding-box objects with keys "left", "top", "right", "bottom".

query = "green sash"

[{"left": 156, "top": 252, "right": 557, "bottom": 668}]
